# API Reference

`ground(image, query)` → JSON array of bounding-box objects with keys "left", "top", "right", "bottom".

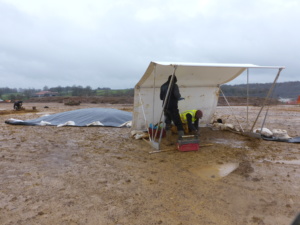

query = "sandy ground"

[{"left": 0, "top": 102, "right": 299, "bottom": 225}]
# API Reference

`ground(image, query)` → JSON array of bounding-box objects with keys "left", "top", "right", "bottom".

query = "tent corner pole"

[
  {"left": 152, "top": 66, "right": 177, "bottom": 149},
  {"left": 250, "top": 68, "right": 283, "bottom": 132},
  {"left": 246, "top": 68, "right": 249, "bottom": 125}
]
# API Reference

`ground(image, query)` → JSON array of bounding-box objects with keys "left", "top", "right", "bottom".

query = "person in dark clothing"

[
  {"left": 160, "top": 75, "right": 184, "bottom": 142},
  {"left": 180, "top": 110, "right": 203, "bottom": 134},
  {"left": 13, "top": 101, "right": 23, "bottom": 110}
]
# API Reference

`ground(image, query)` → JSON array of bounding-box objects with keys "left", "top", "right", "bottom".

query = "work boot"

[
  {"left": 166, "top": 130, "right": 174, "bottom": 146},
  {"left": 178, "top": 130, "right": 184, "bottom": 139}
]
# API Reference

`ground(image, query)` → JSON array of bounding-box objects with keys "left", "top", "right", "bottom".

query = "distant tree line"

[
  {"left": 0, "top": 86, "right": 134, "bottom": 101},
  {"left": 1, "top": 81, "right": 298, "bottom": 101},
  {"left": 221, "top": 81, "right": 300, "bottom": 99}
]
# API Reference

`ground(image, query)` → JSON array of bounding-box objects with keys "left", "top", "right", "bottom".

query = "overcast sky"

[{"left": 0, "top": 0, "right": 299, "bottom": 89}]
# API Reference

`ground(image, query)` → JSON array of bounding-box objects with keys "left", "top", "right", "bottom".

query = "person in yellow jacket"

[{"left": 180, "top": 110, "right": 203, "bottom": 134}]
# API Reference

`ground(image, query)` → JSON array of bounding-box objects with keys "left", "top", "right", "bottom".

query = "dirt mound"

[
  {"left": 0, "top": 108, "right": 38, "bottom": 115},
  {"left": 26, "top": 96, "right": 134, "bottom": 104},
  {"left": 218, "top": 96, "right": 281, "bottom": 106},
  {"left": 3, "top": 95, "right": 280, "bottom": 106},
  {"left": 26, "top": 96, "right": 281, "bottom": 106}
]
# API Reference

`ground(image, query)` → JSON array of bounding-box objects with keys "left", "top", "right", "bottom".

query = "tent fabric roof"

[
  {"left": 5, "top": 108, "right": 132, "bottom": 127},
  {"left": 136, "top": 62, "right": 285, "bottom": 88},
  {"left": 153, "top": 62, "right": 284, "bottom": 68}
]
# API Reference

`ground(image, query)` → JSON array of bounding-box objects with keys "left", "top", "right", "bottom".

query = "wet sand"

[{"left": 0, "top": 102, "right": 299, "bottom": 225}]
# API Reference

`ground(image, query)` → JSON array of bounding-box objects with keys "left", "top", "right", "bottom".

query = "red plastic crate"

[
  {"left": 177, "top": 143, "right": 199, "bottom": 151},
  {"left": 177, "top": 135, "right": 199, "bottom": 151}
]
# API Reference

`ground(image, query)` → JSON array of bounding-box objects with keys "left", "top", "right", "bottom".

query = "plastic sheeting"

[
  {"left": 261, "top": 136, "right": 300, "bottom": 143},
  {"left": 5, "top": 108, "right": 132, "bottom": 127}
]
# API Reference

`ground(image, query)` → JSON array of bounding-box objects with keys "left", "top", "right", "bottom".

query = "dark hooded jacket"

[{"left": 160, "top": 75, "right": 181, "bottom": 110}]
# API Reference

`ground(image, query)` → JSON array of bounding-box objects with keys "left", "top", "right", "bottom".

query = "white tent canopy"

[{"left": 132, "top": 61, "right": 285, "bottom": 131}]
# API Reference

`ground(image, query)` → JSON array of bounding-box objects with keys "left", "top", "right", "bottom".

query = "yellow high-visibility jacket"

[{"left": 180, "top": 110, "right": 198, "bottom": 123}]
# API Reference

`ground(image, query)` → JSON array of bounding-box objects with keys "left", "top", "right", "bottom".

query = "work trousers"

[
  {"left": 186, "top": 114, "right": 198, "bottom": 132},
  {"left": 164, "top": 108, "right": 184, "bottom": 131}
]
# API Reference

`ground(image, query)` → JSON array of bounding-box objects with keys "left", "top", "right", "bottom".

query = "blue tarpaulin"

[{"left": 5, "top": 108, "right": 132, "bottom": 127}]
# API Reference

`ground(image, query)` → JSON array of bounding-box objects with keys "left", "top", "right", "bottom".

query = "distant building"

[
  {"left": 278, "top": 97, "right": 292, "bottom": 103},
  {"left": 34, "top": 91, "right": 58, "bottom": 97},
  {"left": 285, "top": 96, "right": 300, "bottom": 105}
]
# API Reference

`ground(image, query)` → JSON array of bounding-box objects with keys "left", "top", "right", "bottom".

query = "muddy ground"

[{"left": 0, "top": 102, "right": 299, "bottom": 225}]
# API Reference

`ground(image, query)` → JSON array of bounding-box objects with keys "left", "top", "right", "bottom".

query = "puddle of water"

[
  {"left": 35, "top": 112, "right": 53, "bottom": 116},
  {"left": 213, "top": 138, "right": 246, "bottom": 148},
  {"left": 189, "top": 163, "right": 239, "bottom": 180}
]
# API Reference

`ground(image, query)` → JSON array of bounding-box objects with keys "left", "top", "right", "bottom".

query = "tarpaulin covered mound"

[
  {"left": 261, "top": 136, "right": 300, "bottom": 143},
  {"left": 5, "top": 108, "right": 132, "bottom": 127}
]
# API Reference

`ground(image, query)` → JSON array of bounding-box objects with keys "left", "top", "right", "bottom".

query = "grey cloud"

[{"left": 0, "top": 0, "right": 299, "bottom": 89}]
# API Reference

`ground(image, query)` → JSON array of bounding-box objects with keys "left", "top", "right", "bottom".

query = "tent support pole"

[
  {"left": 259, "top": 70, "right": 281, "bottom": 134},
  {"left": 152, "top": 65, "right": 156, "bottom": 133},
  {"left": 220, "top": 88, "right": 244, "bottom": 132},
  {"left": 246, "top": 68, "right": 249, "bottom": 125},
  {"left": 149, "top": 64, "right": 161, "bottom": 150},
  {"left": 151, "top": 66, "right": 157, "bottom": 141},
  {"left": 151, "top": 66, "right": 177, "bottom": 150},
  {"left": 250, "top": 68, "right": 283, "bottom": 132},
  {"left": 138, "top": 91, "right": 151, "bottom": 141}
]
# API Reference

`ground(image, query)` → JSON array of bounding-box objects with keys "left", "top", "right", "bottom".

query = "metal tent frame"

[{"left": 133, "top": 62, "right": 285, "bottom": 151}]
